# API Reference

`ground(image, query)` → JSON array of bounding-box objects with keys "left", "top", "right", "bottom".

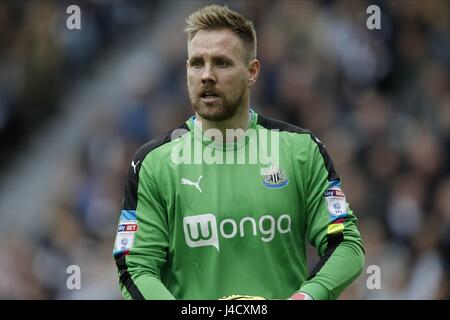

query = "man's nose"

[{"left": 201, "top": 64, "right": 216, "bottom": 84}]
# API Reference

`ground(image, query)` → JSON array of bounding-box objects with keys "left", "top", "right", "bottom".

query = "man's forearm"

[
  {"left": 299, "top": 240, "right": 365, "bottom": 300},
  {"left": 121, "top": 273, "right": 176, "bottom": 300}
]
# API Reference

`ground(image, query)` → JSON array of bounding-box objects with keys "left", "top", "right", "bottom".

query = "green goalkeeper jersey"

[{"left": 113, "top": 109, "right": 364, "bottom": 300}]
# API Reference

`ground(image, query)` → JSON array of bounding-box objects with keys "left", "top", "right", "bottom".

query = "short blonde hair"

[{"left": 184, "top": 4, "right": 257, "bottom": 61}]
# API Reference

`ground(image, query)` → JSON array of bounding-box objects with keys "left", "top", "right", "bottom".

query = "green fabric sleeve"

[
  {"left": 121, "top": 157, "right": 175, "bottom": 300},
  {"left": 299, "top": 136, "right": 365, "bottom": 300},
  {"left": 299, "top": 242, "right": 365, "bottom": 300}
]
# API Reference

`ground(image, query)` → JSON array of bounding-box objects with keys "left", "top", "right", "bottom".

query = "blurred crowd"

[
  {"left": 0, "top": 0, "right": 449, "bottom": 299},
  {"left": 0, "top": 0, "right": 159, "bottom": 167}
]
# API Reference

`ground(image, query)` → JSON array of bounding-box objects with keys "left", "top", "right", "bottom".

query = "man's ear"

[{"left": 248, "top": 59, "right": 260, "bottom": 87}]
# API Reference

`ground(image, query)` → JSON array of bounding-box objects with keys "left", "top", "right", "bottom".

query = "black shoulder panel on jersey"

[
  {"left": 257, "top": 113, "right": 311, "bottom": 134},
  {"left": 122, "top": 122, "right": 189, "bottom": 210},
  {"left": 133, "top": 122, "right": 190, "bottom": 165},
  {"left": 257, "top": 114, "right": 339, "bottom": 181}
]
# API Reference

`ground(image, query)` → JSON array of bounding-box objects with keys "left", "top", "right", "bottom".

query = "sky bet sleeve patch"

[
  {"left": 113, "top": 220, "right": 138, "bottom": 257},
  {"left": 323, "top": 187, "right": 348, "bottom": 218}
]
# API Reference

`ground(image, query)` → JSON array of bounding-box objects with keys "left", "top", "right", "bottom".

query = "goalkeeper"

[{"left": 113, "top": 4, "right": 364, "bottom": 300}]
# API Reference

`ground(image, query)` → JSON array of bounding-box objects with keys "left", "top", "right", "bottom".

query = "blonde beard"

[{"left": 188, "top": 86, "right": 247, "bottom": 122}]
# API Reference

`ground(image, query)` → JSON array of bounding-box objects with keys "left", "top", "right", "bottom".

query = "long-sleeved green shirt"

[{"left": 113, "top": 109, "right": 364, "bottom": 300}]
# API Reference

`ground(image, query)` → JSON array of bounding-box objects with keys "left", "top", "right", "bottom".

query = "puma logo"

[
  {"left": 131, "top": 160, "right": 140, "bottom": 174},
  {"left": 181, "top": 176, "right": 203, "bottom": 193}
]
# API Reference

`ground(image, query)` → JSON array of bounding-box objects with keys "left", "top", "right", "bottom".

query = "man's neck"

[{"left": 195, "top": 106, "right": 251, "bottom": 143}]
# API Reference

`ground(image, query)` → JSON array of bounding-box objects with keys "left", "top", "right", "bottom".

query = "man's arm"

[
  {"left": 297, "top": 135, "right": 365, "bottom": 300},
  {"left": 113, "top": 150, "right": 175, "bottom": 300}
]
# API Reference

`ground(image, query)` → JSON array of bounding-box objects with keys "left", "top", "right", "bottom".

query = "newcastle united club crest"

[{"left": 261, "top": 165, "right": 289, "bottom": 189}]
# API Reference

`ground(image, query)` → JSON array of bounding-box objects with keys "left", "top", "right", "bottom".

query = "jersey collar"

[{"left": 186, "top": 109, "right": 258, "bottom": 151}]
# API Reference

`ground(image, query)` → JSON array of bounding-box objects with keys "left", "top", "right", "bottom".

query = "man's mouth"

[{"left": 200, "top": 92, "right": 221, "bottom": 104}]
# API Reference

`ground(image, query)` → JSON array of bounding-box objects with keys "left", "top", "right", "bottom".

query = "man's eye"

[
  {"left": 216, "top": 60, "right": 229, "bottom": 67},
  {"left": 191, "top": 60, "right": 203, "bottom": 68}
]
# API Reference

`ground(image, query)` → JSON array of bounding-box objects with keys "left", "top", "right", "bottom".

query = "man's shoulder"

[
  {"left": 257, "top": 113, "right": 338, "bottom": 180},
  {"left": 257, "top": 113, "right": 312, "bottom": 135},
  {"left": 133, "top": 121, "right": 189, "bottom": 163},
  {"left": 257, "top": 112, "right": 327, "bottom": 151}
]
